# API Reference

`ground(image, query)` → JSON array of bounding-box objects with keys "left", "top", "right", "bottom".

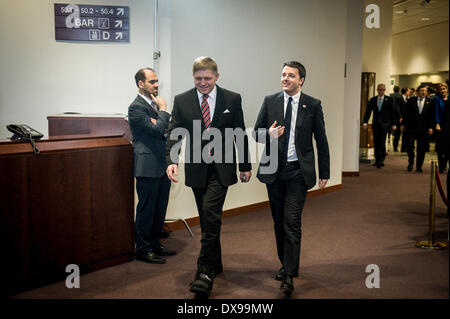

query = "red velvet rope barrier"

[{"left": 435, "top": 170, "right": 448, "bottom": 207}]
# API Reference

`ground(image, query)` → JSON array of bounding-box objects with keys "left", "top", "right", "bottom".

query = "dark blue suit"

[{"left": 128, "top": 95, "right": 171, "bottom": 254}]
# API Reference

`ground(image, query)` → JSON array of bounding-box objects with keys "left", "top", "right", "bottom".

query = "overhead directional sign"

[{"left": 54, "top": 3, "right": 129, "bottom": 42}]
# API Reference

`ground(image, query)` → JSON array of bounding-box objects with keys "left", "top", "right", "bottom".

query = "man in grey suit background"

[
  {"left": 254, "top": 61, "right": 330, "bottom": 296},
  {"left": 128, "top": 68, "right": 176, "bottom": 264}
]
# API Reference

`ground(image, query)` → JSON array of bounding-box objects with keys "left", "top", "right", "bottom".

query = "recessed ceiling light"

[
  {"left": 421, "top": 17, "right": 430, "bottom": 21},
  {"left": 395, "top": 10, "right": 407, "bottom": 14}
]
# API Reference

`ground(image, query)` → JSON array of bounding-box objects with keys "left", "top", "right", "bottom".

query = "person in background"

[
  {"left": 363, "top": 84, "right": 396, "bottom": 168},
  {"left": 402, "top": 85, "right": 434, "bottom": 173},
  {"left": 434, "top": 83, "right": 449, "bottom": 173},
  {"left": 391, "top": 86, "right": 405, "bottom": 152},
  {"left": 128, "top": 68, "right": 176, "bottom": 265}
]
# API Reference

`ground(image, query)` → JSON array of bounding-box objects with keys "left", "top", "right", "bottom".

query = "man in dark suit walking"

[
  {"left": 402, "top": 85, "right": 434, "bottom": 172},
  {"left": 253, "top": 61, "right": 330, "bottom": 296},
  {"left": 165, "top": 57, "right": 251, "bottom": 298},
  {"left": 363, "top": 84, "right": 396, "bottom": 168},
  {"left": 390, "top": 86, "right": 408, "bottom": 152},
  {"left": 128, "top": 68, "right": 176, "bottom": 264}
]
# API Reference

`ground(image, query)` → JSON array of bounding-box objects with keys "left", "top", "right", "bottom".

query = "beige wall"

[
  {"left": 392, "top": 22, "right": 449, "bottom": 76},
  {"left": 0, "top": 0, "right": 156, "bottom": 139},
  {"left": 398, "top": 71, "right": 449, "bottom": 90},
  {"left": 362, "top": 0, "right": 393, "bottom": 89}
]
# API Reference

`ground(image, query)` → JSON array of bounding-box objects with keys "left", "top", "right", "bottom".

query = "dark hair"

[
  {"left": 417, "top": 84, "right": 427, "bottom": 91},
  {"left": 283, "top": 61, "right": 306, "bottom": 82},
  {"left": 393, "top": 85, "right": 400, "bottom": 92},
  {"left": 135, "top": 67, "right": 155, "bottom": 87},
  {"left": 427, "top": 86, "right": 435, "bottom": 94},
  {"left": 401, "top": 87, "right": 408, "bottom": 94}
]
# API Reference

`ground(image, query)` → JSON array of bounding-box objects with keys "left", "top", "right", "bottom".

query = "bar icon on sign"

[{"left": 98, "top": 18, "right": 109, "bottom": 29}]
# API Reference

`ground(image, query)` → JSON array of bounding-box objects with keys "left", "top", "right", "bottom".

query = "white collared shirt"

[
  {"left": 284, "top": 90, "right": 301, "bottom": 162},
  {"left": 138, "top": 93, "right": 169, "bottom": 114},
  {"left": 197, "top": 86, "right": 217, "bottom": 122},
  {"left": 417, "top": 97, "right": 425, "bottom": 114}
]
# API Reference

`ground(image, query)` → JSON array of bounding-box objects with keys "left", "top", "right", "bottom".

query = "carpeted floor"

[{"left": 11, "top": 152, "right": 449, "bottom": 299}]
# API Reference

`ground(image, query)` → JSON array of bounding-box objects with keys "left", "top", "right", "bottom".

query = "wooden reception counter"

[{"left": 0, "top": 134, "right": 134, "bottom": 296}]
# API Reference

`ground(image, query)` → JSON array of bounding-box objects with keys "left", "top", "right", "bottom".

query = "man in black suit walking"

[
  {"left": 166, "top": 57, "right": 251, "bottom": 298},
  {"left": 402, "top": 85, "right": 434, "bottom": 172},
  {"left": 253, "top": 61, "right": 330, "bottom": 296},
  {"left": 390, "top": 86, "right": 408, "bottom": 152},
  {"left": 363, "top": 84, "right": 396, "bottom": 168},
  {"left": 128, "top": 68, "right": 176, "bottom": 264}
]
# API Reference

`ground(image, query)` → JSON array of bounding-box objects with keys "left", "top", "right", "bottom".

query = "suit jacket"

[
  {"left": 363, "top": 95, "right": 395, "bottom": 131},
  {"left": 128, "top": 95, "right": 170, "bottom": 178},
  {"left": 165, "top": 85, "right": 251, "bottom": 188},
  {"left": 253, "top": 91, "right": 330, "bottom": 190},
  {"left": 403, "top": 96, "right": 434, "bottom": 134},
  {"left": 390, "top": 92, "right": 406, "bottom": 125}
]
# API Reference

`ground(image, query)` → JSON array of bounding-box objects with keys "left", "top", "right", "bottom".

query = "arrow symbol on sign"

[
  {"left": 117, "top": 8, "right": 124, "bottom": 15},
  {"left": 115, "top": 20, "right": 122, "bottom": 28},
  {"left": 115, "top": 32, "right": 123, "bottom": 40}
]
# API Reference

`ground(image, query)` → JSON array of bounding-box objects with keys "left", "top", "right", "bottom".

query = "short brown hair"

[
  {"left": 135, "top": 67, "right": 154, "bottom": 87},
  {"left": 193, "top": 56, "right": 218, "bottom": 74}
]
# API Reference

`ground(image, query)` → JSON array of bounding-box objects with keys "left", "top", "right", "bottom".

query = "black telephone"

[{"left": 7, "top": 124, "right": 43, "bottom": 141}]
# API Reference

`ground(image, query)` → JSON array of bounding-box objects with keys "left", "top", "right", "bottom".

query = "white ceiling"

[{"left": 392, "top": 0, "right": 449, "bottom": 34}]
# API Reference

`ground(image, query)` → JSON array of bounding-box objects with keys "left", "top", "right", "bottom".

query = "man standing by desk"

[{"left": 128, "top": 68, "right": 176, "bottom": 264}]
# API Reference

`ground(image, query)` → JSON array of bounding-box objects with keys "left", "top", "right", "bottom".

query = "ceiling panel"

[{"left": 392, "top": 0, "right": 449, "bottom": 34}]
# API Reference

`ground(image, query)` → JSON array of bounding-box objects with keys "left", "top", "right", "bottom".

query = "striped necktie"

[{"left": 201, "top": 94, "right": 211, "bottom": 129}]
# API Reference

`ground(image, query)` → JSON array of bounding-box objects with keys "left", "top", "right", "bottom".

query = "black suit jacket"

[
  {"left": 403, "top": 96, "right": 434, "bottom": 134},
  {"left": 390, "top": 92, "right": 406, "bottom": 125},
  {"left": 165, "top": 86, "right": 251, "bottom": 188},
  {"left": 363, "top": 95, "right": 395, "bottom": 131},
  {"left": 128, "top": 95, "right": 170, "bottom": 178},
  {"left": 253, "top": 91, "right": 330, "bottom": 190}
]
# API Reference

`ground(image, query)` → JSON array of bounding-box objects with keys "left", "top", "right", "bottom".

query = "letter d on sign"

[
  {"left": 66, "top": 264, "right": 80, "bottom": 288},
  {"left": 365, "top": 264, "right": 380, "bottom": 288},
  {"left": 365, "top": 4, "right": 380, "bottom": 29}
]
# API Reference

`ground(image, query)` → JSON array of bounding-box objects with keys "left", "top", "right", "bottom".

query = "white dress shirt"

[
  {"left": 417, "top": 97, "right": 424, "bottom": 114},
  {"left": 197, "top": 85, "right": 217, "bottom": 122},
  {"left": 284, "top": 90, "right": 301, "bottom": 162}
]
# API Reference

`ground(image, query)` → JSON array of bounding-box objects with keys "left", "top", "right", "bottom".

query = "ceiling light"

[
  {"left": 395, "top": 10, "right": 407, "bottom": 14},
  {"left": 421, "top": 17, "right": 430, "bottom": 20}
]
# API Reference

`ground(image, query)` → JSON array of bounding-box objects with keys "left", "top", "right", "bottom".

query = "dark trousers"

[
  {"left": 266, "top": 162, "right": 308, "bottom": 277},
  {"left": 405, "top": 131, "right": 429, "bottom": 169},
  {"left": 435, "top": 131, "right": 448, "bottom": 170},
  {"left": 135, "top": 175, "right": 171, "bottom": 254},
  {"left": 392, "top": 128, "right": 405, "bottom": 152},
  {"left": 373, "top": 126, "right": 388, "bottom": 165},
  {"left": 192, "top": 164, "right": 228, "bottom": 275}
]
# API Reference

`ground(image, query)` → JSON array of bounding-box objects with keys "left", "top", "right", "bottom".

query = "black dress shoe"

[
  {"left": 275, "top": 267, "right": 286, "bottom": 281},
  {"left": 280, "top": 275, "right": 294, "bottom": 296},
  {"left": 376, "top": 164, "right": 382, "bottom": 168},
  {"left": 407, "top": 164, "right": 413, "bottom": 172},
  {"left": 380, "top": 163, "right": 384, "bottom": 167},
  {"left": 416, "top": 168, "right": 423, "bottom": 173},
  {"left": 190, "top": 273, "right": 214, "bottom": 298},
  {"left": 153, "top": 245, "right": 177, "bottom": 256},
  {"left": 136, "top": 252, "right": 165, "bottom": 264}
]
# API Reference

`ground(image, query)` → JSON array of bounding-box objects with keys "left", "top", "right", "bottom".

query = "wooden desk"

[
  {"left": 0, "top": 135, "right": 134, "bottom": 296},
  {"left": 47, "top": 113, "right": 132, "bottom": 141}
]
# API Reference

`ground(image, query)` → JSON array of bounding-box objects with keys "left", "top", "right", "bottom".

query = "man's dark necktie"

[{"left": 282, "top": 97, "right": 293, "bottom": 163}]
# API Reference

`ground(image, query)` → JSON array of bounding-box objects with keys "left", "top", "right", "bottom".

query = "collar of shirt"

[
  {"left": 138, "top": 93, "right": 156, "bottom": 110},
  {"left": 283, "top": 90, "right": 301, "bottom": 116},
  {"left": 197, "top": 85, "right": 217, "bottom": 104},
  {"left": 197, "top": 86, "right": 217, "bottom": 121}
]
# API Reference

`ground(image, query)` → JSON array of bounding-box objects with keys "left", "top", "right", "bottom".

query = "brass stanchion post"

[{"left": 416, "top": 159, "right": 447, "bottom": 249}]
